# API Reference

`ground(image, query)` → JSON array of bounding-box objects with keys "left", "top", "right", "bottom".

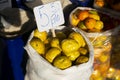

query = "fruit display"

[
  {"left": 69, "top": 7, "right": 104, "bottom": 32},
  {"left": 69, "top": 7, "right": 120, "bottom": 79},
  {"left": 30, "top": 27, "right": 90, "bottom": 70}
]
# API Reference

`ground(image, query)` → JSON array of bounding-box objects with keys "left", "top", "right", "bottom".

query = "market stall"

[{"left": 0, "top": 0, "right": 120, "bottom": 80}]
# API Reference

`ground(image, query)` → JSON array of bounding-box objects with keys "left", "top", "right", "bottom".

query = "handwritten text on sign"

[{"left": 33, "top": 1, "right": 65, "bottom": 32}]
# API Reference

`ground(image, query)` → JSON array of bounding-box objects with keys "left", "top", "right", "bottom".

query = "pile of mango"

[{"left": 30, "top": 28, "right": 90, "bottom": 70}]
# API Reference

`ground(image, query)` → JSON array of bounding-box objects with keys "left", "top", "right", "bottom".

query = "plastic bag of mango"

[
  {"left": 24, "top": 26, "right": 94, "bottom": 80},
  {"left": 69, "top": 7, "right": 114, "bottom": 80}
]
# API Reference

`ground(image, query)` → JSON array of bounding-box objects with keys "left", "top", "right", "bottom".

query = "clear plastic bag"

[
  {"left": 88, "top": 26, "right": 120, "bottom": 80},
  {"left": 83, "top": 29, "right": 112, "bottom": 80},
  {"left": 106, "top": 26, "right": 120, "bottom": 80}
]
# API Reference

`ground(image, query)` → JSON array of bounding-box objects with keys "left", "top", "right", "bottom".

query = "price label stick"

[{"left": 51, "top": 29, "right": 56, "bottom": 37}]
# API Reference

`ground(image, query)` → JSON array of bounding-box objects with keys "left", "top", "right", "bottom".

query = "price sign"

[{"left": 33, "top": 1, "right": 65, "bottom": 32}]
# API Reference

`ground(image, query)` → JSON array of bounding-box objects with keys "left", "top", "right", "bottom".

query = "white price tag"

[{"left": 33, "top": 1, "right": 65, "bottom": 32}]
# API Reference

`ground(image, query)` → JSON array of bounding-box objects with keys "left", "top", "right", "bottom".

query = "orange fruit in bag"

[
  {"left": 77, "top": 21, "right": 88, "bottom": 31},
  {"left": 45, "top": 47, "right": 61, "bottom": 63},
  {"left": 78, "top": 10, "right": 89, "bottom": 21},
  {"left": 71, "top": 14, "right": 80, "bottom": 27},
  {"left": 89, "top": 14, "right": 100, "bottom": 20},
  {"left": 64, "top": 51, "right": 80, "bottom": 61},
  {"left": 78, "top": 47, "right": 88, "bottom": 55},
  {"left": 50, "top": 37, "right": 62, "bottom": 51},
  {"left": 34, "top": 29, "right": 48, "bottom": 42},
  {"left": 94, "top": 20, "right": 104, "bottom": 30},
  {"left": 61, "top": 39, "right": 80, "bottom": 53},
  {"left": 69, "top": 32, "right": 86, "bottom": 47},
  {"left": 88, "top": 10, "right": 98, "bottom": 15},
  {"left": 30, "top": 37, "right": 45, "bottom": 55},
  {"left": 75, "top": 56, "right": 89, "bottom": 64},
  {"left": 84, "top": 18, "right": 96, "bottom": 30},
  {"left": 90, "top": 70, "right": 102, "bottom": 79},
  {"left": 99, "top": 54, "right": 109, "bottom": 63},
  {"left": 53, "top": 56, "right": 72, "bottom": 69}
]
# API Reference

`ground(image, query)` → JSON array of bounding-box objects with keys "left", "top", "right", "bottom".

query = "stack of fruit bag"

[
  {"left": 69, "top": 7, "right": 120, "bottom": 80},
  {"left": 24, "top": 26, "right": 94, "bottom": 80}
]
